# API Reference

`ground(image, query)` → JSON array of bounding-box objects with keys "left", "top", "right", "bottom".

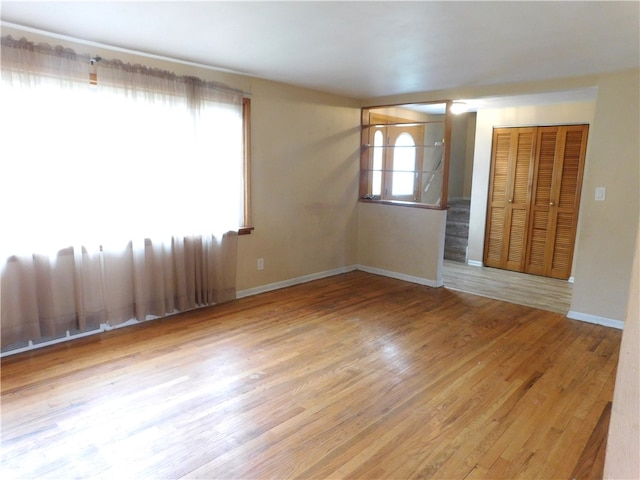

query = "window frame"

[{"left": 238, "top": 97, "right": 253, "bottom": 234}]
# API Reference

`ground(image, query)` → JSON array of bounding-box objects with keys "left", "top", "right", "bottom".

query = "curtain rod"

[{"left": 1, "top": 21, "right": 252, "bottom": 97}]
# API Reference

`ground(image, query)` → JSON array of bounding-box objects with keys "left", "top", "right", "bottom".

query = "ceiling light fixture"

[{"left": 450, "top": 101, "right": 468, "bottom": 114}]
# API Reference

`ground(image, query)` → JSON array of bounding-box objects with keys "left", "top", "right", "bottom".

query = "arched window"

[{"left": 392, "top": 132, "right": 416, "bottom": 196}]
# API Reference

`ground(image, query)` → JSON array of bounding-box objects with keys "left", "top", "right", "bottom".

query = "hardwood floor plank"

[
  {"left": 569, "top": 401, "right": 612, "bottom": 480},
  {"left": 0, "top": 271, "right": 620, "bottom": 479}
]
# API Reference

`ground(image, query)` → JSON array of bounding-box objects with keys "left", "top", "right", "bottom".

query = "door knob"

[
  {"left": 508, "top": 199, "right": 513, "bottom": 203},
  {"left": 549, "top": 201, "right": 555, "bottom": 206}
]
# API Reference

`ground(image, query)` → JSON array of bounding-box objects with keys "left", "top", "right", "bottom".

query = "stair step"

[
  {"left": 448, "top": 199, "right": 470, "bottom": 209},
  {"left": 446, "top": 221, "right": 469, "bottom": 238},
  {"left": 445, "top": 200, "right": 470, "bottom": 264},
  {"left": 447, "top": 211, "right": 470, "bottom": 224},
  {"left": 444, "top": 247, "right": 467, "bottom": 263},
  {"left": 448, "top": 203, "right": 470, "bottom": 213},
  {"left": 445, "top": 236, "right": 468, "bottom": 249}
]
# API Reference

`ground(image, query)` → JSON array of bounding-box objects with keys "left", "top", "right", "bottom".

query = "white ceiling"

[{"left": 1, "top": 1, "right": 638, "bottom": 101}]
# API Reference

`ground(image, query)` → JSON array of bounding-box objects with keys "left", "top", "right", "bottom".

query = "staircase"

[{"left": 445, "top": 199, "right": 470, "bottom": 263}]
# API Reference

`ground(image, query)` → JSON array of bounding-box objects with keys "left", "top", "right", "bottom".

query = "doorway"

[{"left": 444, "top": 111, "right": 476, "bottom": 263}]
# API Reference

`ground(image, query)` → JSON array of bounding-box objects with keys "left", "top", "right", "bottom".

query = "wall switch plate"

[
  {"left": 595, "top": 187, "right": 606, "bottom": 201},
  {"left": 257, "top": 258, "right": 264, "bottom": 270}
]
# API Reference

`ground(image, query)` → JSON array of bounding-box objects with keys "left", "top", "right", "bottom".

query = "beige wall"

[
  {"left": 604, "top": 223, "right": 640, "bottom": 479},
  {"left": 569, "top": 70, "right": 640, "bottom": 322},
  {"left": 451, "top": 111, "right": 477, "bottom": 201},
  {"left": 464, "top": 113, "right": 477, "bottom": 199},
  {"left": 357, "top": 203, "right": 446, "bottom": 286},
  {"left": 448, "top": 112, "right": 471, "bottom": 200},
  {"left": 236, "top": 79, "right": 361, "bottom": 290}
]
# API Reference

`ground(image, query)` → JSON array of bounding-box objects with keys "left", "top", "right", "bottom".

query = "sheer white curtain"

[{"left": 0, "top": 37, "right": 242, "bottom": 349}]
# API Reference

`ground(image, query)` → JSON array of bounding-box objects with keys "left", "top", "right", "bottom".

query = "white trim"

[
  {"left": 356, "top": 265, "right": 442, "bottom": 288},
  {"left": 567, "top": 311, "right": 624, "bottom": 330},
  {"left": 1, "top": 314, "right": 174, "bottom": 357},
  {"left": 568, "top": 276, "right": 575, "bottom": 283},
  {"left": 467, "top": 260, "right": 484, "bottom": 267},
  {"left": 0, "top": 327, "right": 105, "bottom": 357},
  {"left": 236, "top": 265, "right": 358, "bottom": 298}
]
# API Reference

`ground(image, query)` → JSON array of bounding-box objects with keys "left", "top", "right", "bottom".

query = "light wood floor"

[
  {"left": 443, "top": 260, "right": 573, "bottom": 314},
  {"left": 1, "top": 271, "right": 619, "bottom": 479}
]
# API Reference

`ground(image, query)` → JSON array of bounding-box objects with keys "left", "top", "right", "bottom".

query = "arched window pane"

[
  {"left": 372, "top": 130, "right": 383, "bottom": 196},
  {"left": 392, "top": 132, "right": 415, "bottom": 196}
]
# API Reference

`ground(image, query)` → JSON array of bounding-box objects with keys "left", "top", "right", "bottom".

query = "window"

[
  {"left": 0, "top": 37, "right": 251, "bottom": 257},
  {"left": 360, "top": 102, "right": 452, "bottom": 208},
  {"left": 392, "top": 132, "right": 417, "bottom": 197},
  {"left": 0, "top": 36, "right": 249, "bottom": 350}
]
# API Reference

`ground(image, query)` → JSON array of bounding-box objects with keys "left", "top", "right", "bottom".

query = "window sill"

[
  {"left": 238, "top": 227, "right": 254, "bottom": 235},
  {"left": 359, "top": 198, "right": 447, "bottom": 211}
]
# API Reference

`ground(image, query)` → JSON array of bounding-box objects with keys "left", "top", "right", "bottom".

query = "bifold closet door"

[
  {"left": 525, "top": 125, "right": 588, "bottom": 279},
  {"left": 484, "top": 127, "right": 536, "bottom": 271}
]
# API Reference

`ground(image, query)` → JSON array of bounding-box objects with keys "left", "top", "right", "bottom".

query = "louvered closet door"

[
  {"left": 525, "top": 125, "right": 588, "bottom": 279},
  {"left": 484, "top": 128, "right": 536, "bottom": 271}
]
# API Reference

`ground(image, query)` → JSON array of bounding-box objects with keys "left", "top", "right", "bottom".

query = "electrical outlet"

[
  {"left": 595, "top": 187, "right": 606, "bottom": 201},
  {"left": 257, "top": 258, "right": 264, "bottom": 270}
]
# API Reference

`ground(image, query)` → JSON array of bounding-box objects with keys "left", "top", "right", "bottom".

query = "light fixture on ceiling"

[{"left": 450, "top": 101, "right": 468, "bottom": 115}]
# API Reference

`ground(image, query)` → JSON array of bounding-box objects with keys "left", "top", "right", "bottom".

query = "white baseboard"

[
  {"left": 236, "top": 265, "right": 358, "bottom": 298},
  {"left": 356, "top": 265, "right": 442, "bottom": 288},
  {"left": 568, "top": 276, "right": 575, "bottom": 283},
  {"left": 467, "top": 260, "right": 484, "bottom": 267},
  {"left": 0, "top": 326, "right": 106, "bottom": 357},
  {"left": 567, "top": 311, "right": 624, "bottom": 330},
  {"left": 1, "top": 265, "right": 437, "bottom": 357},
  {"left": 0, "top": 312, "right": 173, "bottom": 358}
]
